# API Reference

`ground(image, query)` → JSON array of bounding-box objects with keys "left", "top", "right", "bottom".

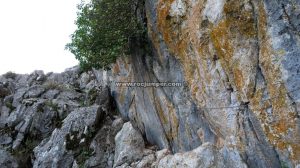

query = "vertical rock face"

[{"left": 110, "top": 0, "right": 300, "bottom": 167}]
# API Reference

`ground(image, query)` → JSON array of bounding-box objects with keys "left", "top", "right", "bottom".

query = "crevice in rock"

[{"left": 281, "top": 3, "right": 300, "bottom": 37}]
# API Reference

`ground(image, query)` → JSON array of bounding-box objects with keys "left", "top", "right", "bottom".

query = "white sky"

[{"left": 0, "top": 0, "right": 83, "bottom": 75}]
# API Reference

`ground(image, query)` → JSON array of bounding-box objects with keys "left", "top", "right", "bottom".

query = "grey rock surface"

[
  {"left": 157, "top": 143, "right": 226, "bottom": 168},
  {"left": 32, "top": 105, "right": 102, "bottom": 168},
  {"left": 0, "top": 149, "right": 19, "bottom": 168},
  {"left": 114, "top": 122, "right": 145, "bottom": 167},
  {"left": 83, "top": 116, "right": 124, "bottom": 168},
  {"left": 109, "top": 0, "right": 300, "bottom": 167},
  {"left": 0, "top": 67, "right": 120, "bottom": 167}
]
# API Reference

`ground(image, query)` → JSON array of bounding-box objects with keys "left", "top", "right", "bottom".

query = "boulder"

[
  {"left": 114, "top": 122, "right": 145, "bottom": 167},
  {"left": 157, "top": 143, "right": 225, "bottom": 168}
]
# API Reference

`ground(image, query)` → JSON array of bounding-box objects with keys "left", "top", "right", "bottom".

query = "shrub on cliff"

[{"left": 66, "top": 0, "right": 145, "bottom": 71}]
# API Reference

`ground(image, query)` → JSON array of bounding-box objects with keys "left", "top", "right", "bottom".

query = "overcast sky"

[{"left": 0, "top": 0, "right": 83, "bottom": 75}]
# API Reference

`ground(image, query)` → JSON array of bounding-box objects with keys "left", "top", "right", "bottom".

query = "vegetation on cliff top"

[{"left": 66, "top": 0, "right": 145, "bottom": 70}]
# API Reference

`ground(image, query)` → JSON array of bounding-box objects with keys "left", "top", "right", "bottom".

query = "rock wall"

[{"left": 110, "top": 0, "right": 300, "bottom": 167}]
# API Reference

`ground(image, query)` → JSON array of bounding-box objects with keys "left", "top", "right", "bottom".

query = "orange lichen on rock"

[
  {"left": 210, "top": 0, "right": 258, "bottom": 102},
  {"left": 154, "top": 92, "right": 179, "bottom": 143},
  {"left": 249, "top": 2, "right": 300, "bottom": 163},
  {"left": 155, "top": 0, "right": 300, "bottom": 163},
  {"left": 156, "top": 0, "right": 207, "bottom": 103},
  {"left": 232, "top": 69, "right": 244, "bottom": 93},
  {"left": 210, "top": 20, "right": 234, "bottom": 72},
  {"left": 223, "top": 0, "right": 256, "bottom": 38}
]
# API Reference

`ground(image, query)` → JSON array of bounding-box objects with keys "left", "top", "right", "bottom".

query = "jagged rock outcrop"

[
  {"left": 33, "top": 105, "right": 103, "bottom": 168},
  {"left": 0, "top": 68, "right": 123, "bottom": 167}
]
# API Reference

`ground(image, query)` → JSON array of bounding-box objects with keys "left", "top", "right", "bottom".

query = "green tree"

[{"left": 66, "top": 0, "right": 145, "bottom": 70}]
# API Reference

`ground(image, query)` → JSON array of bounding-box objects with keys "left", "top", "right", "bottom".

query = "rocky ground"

[{"left": 0, "top": 67, "right": 241, "bottom": 168}]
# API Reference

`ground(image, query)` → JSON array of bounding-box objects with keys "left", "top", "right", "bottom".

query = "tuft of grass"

[
  {"left": 45, "top": 100, "right": 59, "bottom": 112},
  {"left": 43, "top": 81, "right": 62, "bottom": 90},
  {"left": 86, "top": 88, "right": 98, "bottom": 106},
  {"left": 43, "top": 81, "right": 74, "bottom": 92},
  {"left": 5, "top": 101, "right": 16, "bottom": 112}
]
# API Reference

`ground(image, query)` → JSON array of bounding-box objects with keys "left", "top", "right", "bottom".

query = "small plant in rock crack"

[
  {"left": 79, "top": 99, "right": 86, "bottom": 107},
  {"left": 43, "top": 81, "right": 62, "bottom": 90},
  {"left": 76, "top": 148, "right": 94, "bottom": 167},
  {"left": 5, "top": 101, "right": 16, "bottom": 112},
  {"left": 86, "top": 88, "right": 98, "bottom": 106},
  {"left": 11, "top": 134, "right": 40, "bottom": 165},
  {"left": 66, "top": 131, "right": 81, "bottom": 150},
  {"left": 65, "top": 130, "right": 94, "bottom": 166},
  {"left": 52, "top": 116, "right": 63, "bottom": 129},
  {"left": 45, "top": 100, "right": 59, "bottom": 112},
  {"left": 43, "top": 81, "right": 73, "bottom": 92}
]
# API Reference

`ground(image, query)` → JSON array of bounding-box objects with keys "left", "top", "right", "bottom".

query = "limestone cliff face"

[{"left": 110, "top": 0, "right": 300, "bottom": 167}]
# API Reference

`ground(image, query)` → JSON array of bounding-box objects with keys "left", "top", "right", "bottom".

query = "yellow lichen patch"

[
  {"left": 112, "top": 58, "right": 134, "bottom": 105},
  {"left": 253, "top": 85, "right": 298, "bottom": 159},
  {"left": 274, "top": 118, "right": 291, "bottom": 136},
  {"left": 155, "top": 1, "right": 298, "bottom": 163},
  {"left": 164, "top": 96, "right": 179, "bottom": 140},
  {"left": 253, "top": 68, "right": 300, "bottom": 162},
  {"left": 233, "top": 68, "right": 244, "bottom": 93},
  {"left": 170, "top": 108, "right": 179, "bottom": 140},
  {"left": 148, "top": 19, "right": 165, "bottom": 63},
  {"left": 157, "top": 0, "right": 199, "bottom": 58},
  {"left": 154, "top": 92, "right": 179, "bottom": 142},
  {"left": 257, "top": 2, "right": 267, "bottom": 40},
  {"left": 155, "top": 97, "right": 168, "bottom": 125},
  {"left": 291, "top": 144, "right": 300, "bottom": 161},
  {"left": 223, "top": 0, "right": 257, "bottom": 38},
  {"left": 117, "top": 85, "right": 126, "bottom": 104},
  {"left": 157, "top": 0, "right": 207, "bottom": 111},
  {"left": 210, "top": 20, "right": 233, "bottom": 69},
  {"left": 210, "top": 0, "right": 258, "bottom": 101},
  {"left": 157, "top": 0, "right": 175, "bottom": 50},
  {"left": 249, "top": 2, "right": 300, "bottom": 163}
]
